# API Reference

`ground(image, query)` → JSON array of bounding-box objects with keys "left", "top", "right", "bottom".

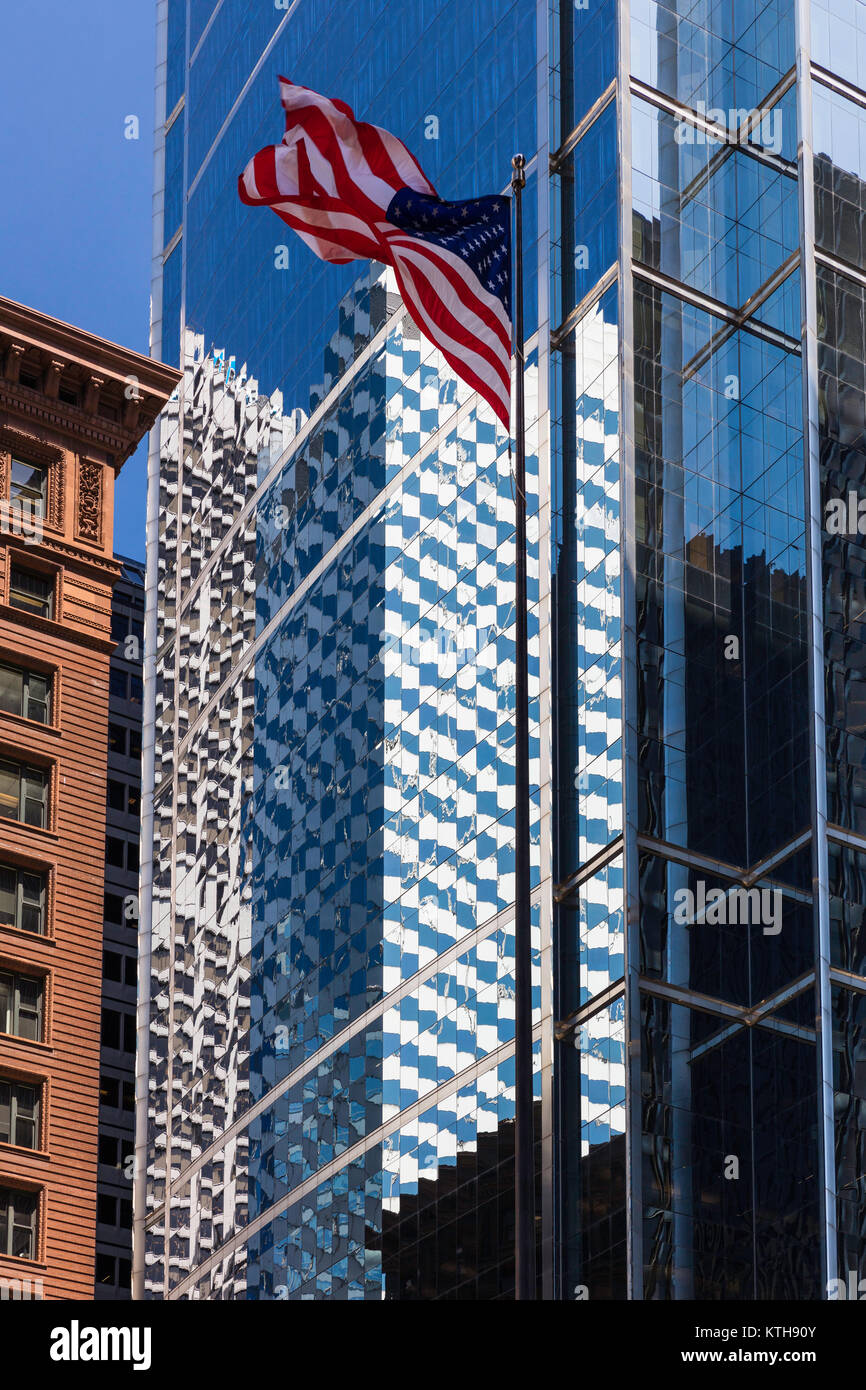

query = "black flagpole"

[{"left": 510, "top": 151, "right": 535, "bottom": 1300}]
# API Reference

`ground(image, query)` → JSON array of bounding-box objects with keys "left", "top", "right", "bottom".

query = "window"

[
  {"left": 9, "top": 567, "right": 53, "bottom": 620},
  {"left": 104, "top": 892, "right": 123, "bottom": 924},
  {"left": 106, "top": 836, "right": 124, "bottom": 868},
  {"left": 98, "top": 1134, "right": 118, "bottom": 1166},
  {"left": 129, "top": 675, "right": 143, "bottom": 705},
  {"left": 96, "top": 1195, "right": 133, "bottom": 1229},
  {"left": 102, "top": 950, "right": 135, "bottom": 987},
  {"left": 99, "top": 1076, "right": 135, "bottom": 1111},
  {"left": 98, "top": 1134, "right": 133, "bottom": 1169},
  {"left": 0, "top": 864, "right": 46, "bottom": 934},
  {"left": 101, "top": 1008, "right": 135, "bottom": 1052},
  {"left": 97, "top": 1194, "right": 116, "bottom": 1225},
  {"left": 111, "top": 612, "right": 129, "bottom": 643},
  {"left": 102, "top": 949, "right": 122, "bottom": 982},
  {"left": 95, "top": 1252, "right": 131, "bottom": 1288},
  {"left": 99, "top": 1075, "right": 119, "bottom": 1108},
  {"left": 0, "top": 1186, "right": 38, "bottom": 1260},
  {"left": 0, "top": 971, "right": 43, "bottom": 1041},
  {"left": 127, "top": 841, "right": 139, "bottom": 874},
  {"left": 108, "top": 780, "right": 139, "bottom": 816},
  {"left": 109, "top": 671, "right": 127, "bottom": 700},
  {"left": 10, "top": 460, "right": 47, "bottom": 518},
  {"left": 129, "top": 730, "right": 142, "bottom": 761},
  {"left": 108, "top": 722, "right": 126, "bottom": 755},
  {"left": 0, "top": 663, "right": 50, "bottom": 724},
  {"left": 0, "top": 761, "right": 47, "bottom": 827},
  {"left": 0, "top": 1079, "right": 40, "bottom": 1149}
]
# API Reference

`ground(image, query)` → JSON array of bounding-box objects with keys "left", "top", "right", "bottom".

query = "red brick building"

[{"left": 0, "top": 296, "right": 178, "bottom": 1299}]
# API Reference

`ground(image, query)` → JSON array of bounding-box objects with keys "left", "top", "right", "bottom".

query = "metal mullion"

[
  {"left": 630, "top": 69, "right": 797, "bottom": 183},
  {"left": 811, "top": 62, "right": 866, "bottom": 112},
  {"left": 549, "top": 80, "right": 617, "bottom": 171},
  {"left": 633, "top": 263, "right": 801, "bottom": 355},
  {"left": 617, "top": 0, "right": 642, "bottom": 1300},
  {"left": 9, "top": 1085, "right": 20, "bottom": 1148},
  {"left": 796, "top": 0, "right": 837, "bottom": 1294}
]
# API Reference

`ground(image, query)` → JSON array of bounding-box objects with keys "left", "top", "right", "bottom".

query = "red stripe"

[
  {"left": 394, "top": 265, "right": 510, "bottom": 425},
  {"left": 237, "top": 145, "right": 388, "bottom": 261},
  {"left": 292, "top": 107, "right": 392, "bottom": 222},
  {"left": 387, "top": 234, "right": 512, "bottom": 356},
  {"left": 282, "top": 189, "right": 391, "bottom": 258},
  {"left": 394, "top": 258, "right": 514, "bottom": 405},
  {"left": 395, "top": 252, "right": 511, "bottom": 395},
  {"left": 253, "top": 147, "right": 281, "bottom": 202},
  {"left": 279, "top": 77, "right": 357, "bottom": 126},
  {"left": 353, "top": 120, "right": 438, "bottom": 199},
  {"left": 279, "top": 76, "right": 436, "bottom": 198},
  {"left": 271, "top": 206, "right": 383, "bottom": 262}
]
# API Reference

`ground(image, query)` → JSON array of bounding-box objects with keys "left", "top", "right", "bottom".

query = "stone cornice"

[
  {"left": 0, "top": 380, "right": 159, "bottom": 470},
  {"left": 0, "top": 296, "right": 179, "bottom": 398},
  {"left": 0, "top": 294, "right": 180, "bottom": 471}
]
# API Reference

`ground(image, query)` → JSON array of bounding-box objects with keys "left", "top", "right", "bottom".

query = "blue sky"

[{"left": 0, "top": 0, "right": 157, "bottom": 561}]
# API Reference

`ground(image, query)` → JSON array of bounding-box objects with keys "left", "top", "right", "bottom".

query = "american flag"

[{"left": 238, "top": 79, "right": 512, "bottom": 427}]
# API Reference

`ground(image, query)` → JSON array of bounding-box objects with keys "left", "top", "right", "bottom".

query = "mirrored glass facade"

[
  {"left": 143, "top": 0, "right": 550, "bottom": 1301},
  {"left": 142, "top": 0, "right": 866, "bottom": 1299}
]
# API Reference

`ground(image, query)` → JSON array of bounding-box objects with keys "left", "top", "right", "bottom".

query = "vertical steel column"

[{"left": 511, "top": 151, "right": 537, "bottom": 1300}]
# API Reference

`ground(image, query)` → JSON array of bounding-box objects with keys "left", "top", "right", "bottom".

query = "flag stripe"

[
  {"left": 392, "top": 263, "right": 511, "bottom": 425},
  {"left": 278, "top": 78, "right": 437, "bottom": 198},
  {"left": 391, "top": 244, "right": 511, "bottom": 393},
  {"left": 388, "top": 235, "right": 511, "bottom": 354},
  {"left": 272, "top": 206, "right": 382, "bottom": 262}
]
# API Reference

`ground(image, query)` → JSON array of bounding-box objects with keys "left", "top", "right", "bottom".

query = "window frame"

[
  {"left": 8, "top": 565, "right": 54, "bottom": 620},
  {"left": 0, "top": 759, "right": 49, "bottom": 829},
  {"left": 0, "top": 1185, "right": 39, "bottom": 1261},
  {"left": 0, "top": 1076, "right": 41, "bottom": 1150},
  {"left": 0, "top": 660, "right": 51, "bottom": 725},
  {"left": 0, "top": 970, "right": 45, "bottom": 1042},
  {"left": 9, "top": 457, "right": 48, "bottom": 518},
  {"left": 0, "top": 862, "right": 47, "bottom": 935}
]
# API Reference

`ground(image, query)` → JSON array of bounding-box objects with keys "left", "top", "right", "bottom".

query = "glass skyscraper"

[{"left": 140, "top": 0, "right": 866, "bottom": 1299}]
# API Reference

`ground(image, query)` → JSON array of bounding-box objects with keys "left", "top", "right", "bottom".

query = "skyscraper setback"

[{"left": 142, "top": 0, "right": 866, "bottom": 1299}]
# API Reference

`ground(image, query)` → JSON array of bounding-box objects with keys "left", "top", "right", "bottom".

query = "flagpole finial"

[{"left": 511, "top": 154, "right": 526, "bottom": 192}]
